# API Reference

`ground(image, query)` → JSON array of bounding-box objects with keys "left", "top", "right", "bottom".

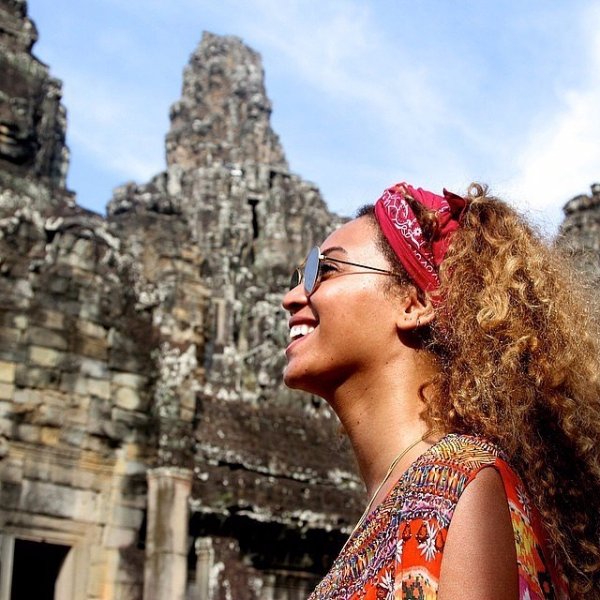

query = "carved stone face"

[{"left": 0, "top": 60, "right": 39, "bottom": 166}]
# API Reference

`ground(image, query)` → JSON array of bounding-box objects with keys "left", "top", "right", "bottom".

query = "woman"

[{"left": 282, "top": 182, "right": 600, "bottom": 599}]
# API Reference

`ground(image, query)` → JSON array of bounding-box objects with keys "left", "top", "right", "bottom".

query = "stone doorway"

[
  {"left": 1, "top": 537, "right": 72, "bottom": 600},
  {"left": 12, "top": 539, "right": 70, "bottom": 599}
]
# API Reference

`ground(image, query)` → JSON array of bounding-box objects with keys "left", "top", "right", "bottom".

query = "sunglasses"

[{"left": 290, "top": 246, "right": 402, "bottom": 296}]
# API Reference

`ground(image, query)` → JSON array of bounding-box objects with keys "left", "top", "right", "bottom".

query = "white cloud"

[
  {"left": 506, "top": 3, "right": 600, "bottom": 233},
  {"left": 60, "top": 66, "right": 166, "bottom": 183},
  {"left": 242, "top": 0, "right": 446, "bottom": 135},
  {"left": 506, "top": 89, "right": 600, "bottom": 232}
]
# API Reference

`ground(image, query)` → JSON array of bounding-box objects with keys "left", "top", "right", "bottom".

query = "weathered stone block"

[
  {"left": 103, "top": 525, "right": 137, "bottom": 548},
  {"left": 20, "top": 480, "right": 100, "bottom": 523},
  {"left": 124, "top": 442, "right": 143, "bottom": 460},
  {"left": 113, "top": 372, "right": 146, "bottom": 389},
  {"left": 15, "top": 365, "right": 60, "bottom": 389},
  {"left": 108, "top": 352, "right": 146, "bottom": 373},
  {"left": 77, "top": 318, "right": 106, "bottom": 339},
  {"left": 107, "top": 328, "right": 137, "bottom": 352},
  {"left": 68, "top": 239, "right": 97, "bottom": 271},
  {"left": 0, "top": 360, "right": 16, "bottom": 383},
  {"left": 180, "top": 389, "right": 196, "bottom": 412},
  {"left": 59, "top": 372, "right": 88, "bottom": 395},
  {"left": 0, "top": 327, "right": 21, "bottom": 352},
  {"left": 31, "top": 309, "right": 64, "bottom": 330},
  {"left": 76, "top": 336, "right": 108, "bottom": 360},
  {"left": 88, "top": 377, "right": 110, "bottom": 399},
  {"left": 32, "top": 403, "right": 65, "bottom": 427},
  {"left": 13, "top": 315, "right": 28, "bottom": 330},
  {"left": 29, "top": 345, "right": 64, "bottom": 367},
  {"left": 88, "top": 397, "right": 110, "bottom": 433},
  {"left": 180, "top": 406, "right": 194, "bottom": 422},
  {"left": 66, "top": 464, "right": 104, "bottom": 490},
  {"left": 27, "top": 326, "right": 68, "bottom": 350},
  {"left": 40, "top": 425, "right": 60, "bottom": 445},
  {"left": 115, "top": 386, "right": 142, "bottom": 411},
  {"left": 102, "top": 418, "right": 129, "bottom": 442},
  {"left": 0, "top": 382, "right": 14, "bottom": 400},
  {"left": 43, "top": 389, "right": 66, "bottom": 405},
  {"left": 0, "top": 457, "right": 23, "bottom": 484},
  {"left": 16, "top": 423, "right": 40, "bottom": 443},
  {"left": 61, "top": 426, "right": 85, "bottom": 448},
  {"left": 0, "top": 480, "right": 22, "bottom": 508},
  {"left": 14, "top": 278, "right": 33, "bottom": 299},
  {"left": 79, "top": 302, "right": 101, "bottom": 321},
  {"left": 13, "top": 387, "right": 42, "bottom": 406},
  {"left": 82, "top": 434, "right": 111, "bottom": 453},
  {"left": 22, "top": 457, "right": 52, "bottom": 481},
  {"left": 111, "top": 408, "right": 147, "bottom": 429},
  {"left": 53, "top": 298, "right": 82, "bottom": 317},
  {"left": 80, "top": 357, "right": 108, "bottom": 379},
  {"left": 65, "top": 405, "right": 88, "bottom": 426},
  {"left": 48, "top": 276, "right": 70, "bottom": 294}
]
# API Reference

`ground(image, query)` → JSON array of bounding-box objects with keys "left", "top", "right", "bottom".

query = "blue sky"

[{"left": 27, "top": 0, "right": 600, "bottom": 234}]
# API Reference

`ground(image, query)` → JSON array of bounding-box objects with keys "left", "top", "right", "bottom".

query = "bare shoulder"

[{"left": 438, "top": 467, "right": 518, "bottom": 600}]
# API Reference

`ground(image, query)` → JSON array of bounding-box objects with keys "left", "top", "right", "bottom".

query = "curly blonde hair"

[{"left": 361, "top": 183, "right": 600, "bottom": 597}]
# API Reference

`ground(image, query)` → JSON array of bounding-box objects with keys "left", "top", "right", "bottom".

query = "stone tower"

[
  {"left": 0, "top": 0, "right": 70, "bottom": 205},
  {"left": 107, "top": 31, "right": 358, "bottom": 598},
  {"left": 0, "top": 4, "right": 360, "bottom": 599},
  {"left": 559, "top": 183, "right": 600, "bottom": 285},
  {"left": 166, "top": 32, "right": 288, "bottom": 170}
]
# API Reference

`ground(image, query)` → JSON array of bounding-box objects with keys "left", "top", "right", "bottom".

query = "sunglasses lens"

[
  {"left": 289, "top": 268, "right": 301, "bottom": 290},
  {"left": 304, "top": 247, "right": 320, "bottom": 295}
]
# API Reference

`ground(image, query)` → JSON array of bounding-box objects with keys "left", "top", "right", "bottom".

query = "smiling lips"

[{"left": 289, "top": 324, "right": 315, "bottom": 341}]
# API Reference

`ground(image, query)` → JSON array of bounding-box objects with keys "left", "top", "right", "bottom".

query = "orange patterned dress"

[{"left": 309, "top": 434, "right": 569, "bottom": 599}]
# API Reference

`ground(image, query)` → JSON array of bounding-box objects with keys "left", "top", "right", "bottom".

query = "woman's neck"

[{"left": 328, "top": 353, "right": 442, "bottom": 499}]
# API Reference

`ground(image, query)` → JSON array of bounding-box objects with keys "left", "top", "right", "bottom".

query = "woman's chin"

[
  {"left": 282, "top": 365, "right": 303, "bottom": 390},
  {"left": 283, "top": 365, "right": 319, "bottom": 395},
  {"left": 284, "top": 377, "right": 334, "bottom": 406}
]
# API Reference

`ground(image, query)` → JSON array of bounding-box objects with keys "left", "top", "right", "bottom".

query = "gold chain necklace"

[{"left": 341, "top": 430, "right": 436, "bottom": 553}]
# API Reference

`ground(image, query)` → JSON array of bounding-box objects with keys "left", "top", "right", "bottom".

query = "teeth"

[{"left": 290, "top": 324, "right": 315, "bottom": 340}]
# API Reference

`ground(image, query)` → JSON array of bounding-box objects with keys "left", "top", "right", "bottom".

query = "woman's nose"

[{"left": 282, "top": 281, "right": 308, "bottom": 313}]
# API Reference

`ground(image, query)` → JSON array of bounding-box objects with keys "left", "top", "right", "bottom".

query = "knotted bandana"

[{"left": 374, "top": 182, "right": 466, "bottom": 292}]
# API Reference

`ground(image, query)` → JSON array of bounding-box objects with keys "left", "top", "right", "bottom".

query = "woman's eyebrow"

[{"left": 322, "top": 246, "right": 348, "bottom": 256}]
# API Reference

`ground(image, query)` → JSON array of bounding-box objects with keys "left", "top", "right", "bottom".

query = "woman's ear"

[{"left": 396, "top": 286, "right": 435, "bottom": 331}]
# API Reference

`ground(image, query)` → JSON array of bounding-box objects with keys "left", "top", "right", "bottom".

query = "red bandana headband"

[{"left": 374, "top": 182, "right": 467, "bottom": 292}]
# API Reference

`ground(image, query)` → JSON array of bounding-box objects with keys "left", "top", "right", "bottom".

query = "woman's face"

[{"left": 282, "top": 216, "right": 405, "bottom": 398}]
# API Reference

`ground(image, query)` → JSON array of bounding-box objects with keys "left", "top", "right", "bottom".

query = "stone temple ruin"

[{"left": 0, "top": 1, "right": 599, "bottom": 599}]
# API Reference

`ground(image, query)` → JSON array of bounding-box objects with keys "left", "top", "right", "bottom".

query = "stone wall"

[{"left": 0, "top": 4, "right": 361, "bottom": 599}]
